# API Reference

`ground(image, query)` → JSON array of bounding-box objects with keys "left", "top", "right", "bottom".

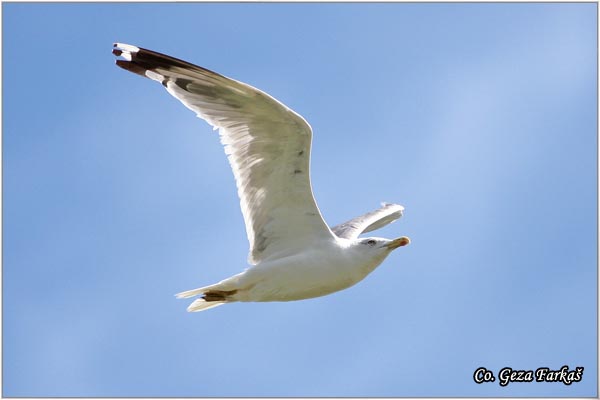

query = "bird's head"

[
  {"left": 347, "top": 236, "right": 411, "bottom": 269},
  {"left": 357, "top": 236, "right": 411, "bottom": 254}
]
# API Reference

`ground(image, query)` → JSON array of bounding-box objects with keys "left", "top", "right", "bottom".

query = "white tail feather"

[
  {"left": 187, "top": 299, "right": 226, "bottom": 312},
  {"left": 175, "top": 287, "right": 208, "bottom": 299},
  {"left": 175, "top": 282, "right": 224, "bottom": 299},
  {"left": 176, "top": 277, "right": 242, "bottom": 312}
]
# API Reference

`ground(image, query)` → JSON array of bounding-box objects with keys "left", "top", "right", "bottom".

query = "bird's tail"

[
  {"left": 186, "top": 299, "right": 226, "bottom": 312},
  {"left": 175, "top": 284, "right": 238, "bottom": 313},
  {"left": 175, "top": 286, "right": 213, "bottom": 299}
]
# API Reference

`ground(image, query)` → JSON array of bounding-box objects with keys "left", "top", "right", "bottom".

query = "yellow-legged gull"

[{"left": 113, "top": 43, "right": 411, "bottom": 312}]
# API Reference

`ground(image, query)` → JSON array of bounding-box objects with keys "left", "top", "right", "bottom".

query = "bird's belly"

[{"left": 238, "top": 253, "right": 379, "bottom": 302}]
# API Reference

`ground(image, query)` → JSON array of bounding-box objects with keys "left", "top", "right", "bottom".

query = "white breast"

[{"left": 234, "top": 240, "right": 387, "bottom": 302}]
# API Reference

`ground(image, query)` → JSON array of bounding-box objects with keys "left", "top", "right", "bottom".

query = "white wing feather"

[
  {"left": 113, "top": 43, "right": 334, "bottom": 264},
  {"left": 331, "top": 203, "right": 404, "bottom": 239}
]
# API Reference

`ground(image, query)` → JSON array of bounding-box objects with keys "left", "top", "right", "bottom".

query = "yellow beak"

[{"left": 386, "top": 236, "right": 411, "bottom": 250}]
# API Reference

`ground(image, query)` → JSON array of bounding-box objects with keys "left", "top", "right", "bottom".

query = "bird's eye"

[{"left": 366, "top": 239, "right": 376, "bottom": 246}]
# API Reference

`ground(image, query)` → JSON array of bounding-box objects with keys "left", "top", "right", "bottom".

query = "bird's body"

[
  {"left": 203, "top": 238, "right": 388, "bottom": 303},
  {"left": 113, "top": 43, "right": 411, "bottom": 312}
]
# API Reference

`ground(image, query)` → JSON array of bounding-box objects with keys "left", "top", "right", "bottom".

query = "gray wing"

[
  {"left": 113, "top": 43, "right": 334, "bottom": 265},
  {"left": 331, "top": 203, "right": 404, "bottom": 239}
]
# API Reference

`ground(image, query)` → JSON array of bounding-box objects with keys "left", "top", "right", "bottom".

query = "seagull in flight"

[{"left": 113, "top": 43, "right": 411, "bottom": 312}]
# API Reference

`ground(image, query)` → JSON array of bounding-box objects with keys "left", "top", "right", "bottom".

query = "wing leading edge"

[{"left": 113, "top": 43, "right": 334, "bottom": 264}]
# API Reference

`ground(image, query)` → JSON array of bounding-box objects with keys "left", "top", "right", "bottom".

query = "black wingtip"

[
  {"left": 115, "top": 59, "right": 148, "bottom": 78},
  {"left": 113, "top": 42, "right": 229, "bottom": 81}
]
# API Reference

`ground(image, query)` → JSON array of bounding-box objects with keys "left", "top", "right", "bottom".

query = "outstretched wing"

[
  {"left": 331, "top": 203, "right": 404, "bottom": 239},
  {"left": 113, "top": 43, "right": 334, "bottom": 264}
]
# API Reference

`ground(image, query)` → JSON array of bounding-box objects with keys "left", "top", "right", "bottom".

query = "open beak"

[{"left": 386, "top": 236, "right": 411, "bottom": 250}]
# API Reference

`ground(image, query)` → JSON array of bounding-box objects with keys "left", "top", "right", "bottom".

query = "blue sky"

[{"left": 3, "top": 2, "right": 597, "bottom": 397}]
